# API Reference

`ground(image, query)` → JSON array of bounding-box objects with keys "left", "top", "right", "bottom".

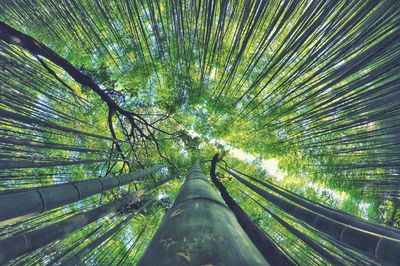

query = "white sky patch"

[
  {"left": 210, "top": 139, "right": 286, "bottom": 182},
  {"left": 178, "top": 139, "right": 189, "bottom": 158},
  {"left": 157, "top": 191, "right": 168, "bottom": 200},
  {"left": 307, "top": 183, "right": 349, "bottom": 205},
  {"left": 261, "top": 159, "right": 285, "bottom": 182},
  {"left": 188, "top": 129, "right": 200, "bottom": 138},
  {"left": 210, "top": 67, "right": 217, "bottom": 79},
  {"left": 358, "top": 202, "right": 370, "bottom": 219}
]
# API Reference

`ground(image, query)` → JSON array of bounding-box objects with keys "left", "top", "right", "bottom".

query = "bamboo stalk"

[
  {"left": 139, "top": 161, "right": 268, "bottom": 266},
  {"left": 0, "top": 165, "right": 167, "bottom": 222},
  {"left": 225, "top": 167, "right": 400, "bottom": 264},
  {"left": 0, "top": 174, "right": 174, "bottom": 264}
]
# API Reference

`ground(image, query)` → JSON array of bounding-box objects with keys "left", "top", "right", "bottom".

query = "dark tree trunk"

[{"left": 210, "top": 154, "right": 293, "bottom": 265}]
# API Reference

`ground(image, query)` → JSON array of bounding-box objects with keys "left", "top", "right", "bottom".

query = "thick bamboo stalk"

[
  {"left": 138, "top": 161, "right": 268, "bottom": 266},
  {"left": 230, "top": 166, "right": 400, "bottom": 240},
  {"left": 0, "top": 165, "right": 167, "bottom": 222},
  {"left": 243, "top": 191, "right": 343, "bottom": 265},
  {"left": 225, "top": 168, "right": 400, "bottom": 265},
  {"left": 0, "top": 158, "right": 111, "bottom": 170},
  {"left": 0, "top": 174, "right": 174, "bottom": 264},
  {"left": 0, "top": 196, "right": 128, "bottom": 265}
]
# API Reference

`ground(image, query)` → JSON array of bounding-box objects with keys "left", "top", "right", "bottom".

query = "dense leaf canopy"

[{"left": 0, "top": 0, "right": 399, "bottom": 265}]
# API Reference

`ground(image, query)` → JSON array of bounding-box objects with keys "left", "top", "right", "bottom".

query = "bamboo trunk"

[
  {"left": 0, "top": 174, "right": 174, "bottom": 264},
  {"left": 0, "top": 165, "right": 167, "bottom": 222},
  {"left": 243, "top": 191, "right": 343, "bottom": 265},
  {"left": 230, "top": 167, "right": 400, "bottom": 240},
  {"left": 210, "top": 155, "right": 293, "bottom": 265},
  {"left": 226, "top": 168, "right": 400, "bottom": 265},
  {"left": 138, "top": 161, "right": 268, "bottom": 266},
  {"left": 0, "top": 158, "right": 112, "bottom": 170}
]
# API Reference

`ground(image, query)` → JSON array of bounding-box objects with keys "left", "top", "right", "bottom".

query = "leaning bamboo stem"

[
  {"left": 229, "top": 167, "right": 400, "bottom": 240},
  {"left": 210, "top": 155, "right": 293, "bottom": 265},
  {"left": 225, "top": 168, "right": 400, "bottom": 264},
  {"left": 0, "top": 165, "right": 167, "bottom": 222},
  {"left": 0, "top": 174, "right": 174, "bottom": 264}
]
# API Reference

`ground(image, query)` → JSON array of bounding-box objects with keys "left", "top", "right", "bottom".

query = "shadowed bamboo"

[
  {"left": 242, "top": 191, "right": 344, "bottom": 265},
  {"left": 224, "top": 167, "right": 400, "bottom": 264},
  {"left": 0, "top": 165, "right": 167, "bottom": 222},
  {"left": 0, "top": 158, "right": 112, "bottom": 170},
  {"left": 138, "top": 161, "right": 268, "bottom": 266},
  {"left": 229, "top": 167, "right": 400, "bottom": 240},
  {"left": 0, "top": 137, "right": 104, "bottom": 153},
  {"left": 210, "top": 155, "right": 293, "bottom": 265},
  {"left": 0, "top": 174, "right": 174, "bottom": 264}
]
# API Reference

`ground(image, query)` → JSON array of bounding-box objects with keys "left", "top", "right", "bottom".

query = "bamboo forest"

[{"left": 0, "top": 0, "right": 399, "bottom": 265}]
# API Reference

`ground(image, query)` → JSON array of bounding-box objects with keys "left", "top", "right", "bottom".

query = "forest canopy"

[{"left": 0, "top": 0, "right": 399, "bottom": 265}]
